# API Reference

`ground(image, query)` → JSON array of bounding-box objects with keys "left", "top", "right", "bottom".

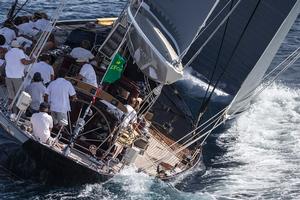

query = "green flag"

[{"left": 102, "top": 53, "right": 126, "bottom": 84}]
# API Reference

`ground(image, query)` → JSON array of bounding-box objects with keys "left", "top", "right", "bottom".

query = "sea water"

[{"left": 0, "top": 1, "right": 299, "bottom": 199}]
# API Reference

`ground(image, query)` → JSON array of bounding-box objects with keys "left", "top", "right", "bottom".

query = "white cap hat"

[{"left": 11, "top": 40, "right": 21, "bottom": 48}]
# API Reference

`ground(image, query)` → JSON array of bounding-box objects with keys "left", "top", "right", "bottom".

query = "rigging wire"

[
  {"left": 183, "top": 0, "right": 243, "bottom": 67},
  {"left": 263, "top": 47, "right": 300, "bottom": 81},
  {"left": 140, "top": 107, "right": 228, "bottom": 171},
  {"left": 179, "top": 0, "right": 234, "bottom": 59},
  {"left": 143, "top": 46, "right": 300, "bottom": 172},
  {"left": 195, "top": 0, "right": 235, "bottom": 127},
  {"left": 12, "top": 0, "right": 30, "bottom": 19},
  {"left": 194, "top": 0, "right": 262, "bottom": 128},
  {"left": 165, "top": 46, "right": 300, "bottom": 165}
]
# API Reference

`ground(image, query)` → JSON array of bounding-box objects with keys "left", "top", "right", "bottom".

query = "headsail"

[
  {"left": 126, "top": 0, "right": 219, "bottom": 84},
  {"left": 143, "top": 0, "right": 219, "bottom": 54},
  {"left": 183, "top": 0, "right": 300, "bottom": 115}
]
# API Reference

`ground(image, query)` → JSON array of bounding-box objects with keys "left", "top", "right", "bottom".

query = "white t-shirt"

[
  {"left": 0, "top": 27, "right": 16, "bottom": 45},
  {"left": 5, "top": 48, "right": 26, "bottom": 78},
  {"left": 122, "top": 104, "right": 137, "bottom": 127},
  {"left": 25, "top": 82, "right": 47, "bottom": 110},
  {"left": 16, "top": 36, "right": 33, "bottom": 49},
  {"left": 31, "top": 112, "right": 53, "bottom": 143},
  {"left": 70, "top": 47, "right": 94, "bottom": 60},
  {"left": 30, "top": 61, "right": 54, "bottom": 84},
  {"left": 18, "top": 22, "right": 39, "bottom": 37},
  {"left": 79, "top": 63, "right": 97, "bottom": 87},
  {"left": 46, "top": 78, "right": 76, "bottom": 113},
  {"left": 34, "top": 19, "right": 51, "bottom": 31}
]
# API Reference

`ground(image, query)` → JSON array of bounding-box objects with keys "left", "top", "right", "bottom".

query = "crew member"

[
  {"left": 25, "top": 72, "right": 47, "bottom": 114},
  {"left": 5, "top": 40, "right": 35, "bottom": 105},
  {"left": 76, "top": 58, "right": 97, "bottom": 87},
  {"left": 30, "top": 102, "right": 53, "bottom": 144},
  {"left": 0, "top": 20, "right": 16, "bottom": 45},
  {"left": 45, "top": 74, "right": 77, "bottom": 126},
  {"left": 33, "top": 12, "right": 51, "bottom": 32},
  {"left": 30, "top": 54, "right": 54, "bottom": 86},
  {"left": 70, "top": 40, "right": 94, "bottom": 60},
  {"left": 17, "top": 16, "right": 39, "bottom": 37},
  {"left": 122, "top": 97, "right": 141, "bottom": 128}
]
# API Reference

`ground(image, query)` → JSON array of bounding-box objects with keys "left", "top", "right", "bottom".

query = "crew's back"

[{"left": 46, "top": 77, "right": 76, "bottom": 113}]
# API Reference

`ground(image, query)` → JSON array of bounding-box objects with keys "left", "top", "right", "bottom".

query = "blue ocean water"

[{"left": 0, "top": 1, "right": 300, "bottom": 199}]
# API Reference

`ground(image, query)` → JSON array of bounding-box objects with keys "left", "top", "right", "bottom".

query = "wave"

[{"left": 198, "top": 83, "right": 300, "bottom": 199}]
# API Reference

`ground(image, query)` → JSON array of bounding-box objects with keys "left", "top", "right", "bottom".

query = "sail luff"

[{"left": 227, "top": 0, "right": 300, "bottom": 115}]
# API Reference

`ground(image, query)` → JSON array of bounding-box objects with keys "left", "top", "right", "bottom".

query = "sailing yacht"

[{"left": 0, "top": 0, "right": 299, "bottom": 184}]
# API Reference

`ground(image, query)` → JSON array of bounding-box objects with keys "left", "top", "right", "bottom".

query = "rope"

[
  {"left": 95, "top": 83, "right": 162, "bottom": 152},
  {"left": 142, "top": 46, "right": 300, "bottom": 172},
  {"left": 195, "top": 0, "right": 235, "bottom": 127},
  {"left": 179, "top": 0, "right": 234, "bottom": 59},
  {"left": 140, "top": 107, "right": 227, "bottom": 171},
  {"left": 178, "top": 45, "right": 300, "bottom": 153},
  {"left": 263, "top": 47, "right": 300, "bottom": 81},
  {"left": 194, "top": 0, "right": 262, "bottom": 127},
  {"left": 184, "top": 0, "right": 243, "bottom": 67}
]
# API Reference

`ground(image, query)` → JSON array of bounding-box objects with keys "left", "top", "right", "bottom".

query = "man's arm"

[
  {"left": 21, "top": 57, "right": 35, "bottom": 65},
  {"left": 44, "top": 94, "right": 49, "bottom": 102},
  {"left": 70, "top": 94, "right": 77, "bottom": 101}
]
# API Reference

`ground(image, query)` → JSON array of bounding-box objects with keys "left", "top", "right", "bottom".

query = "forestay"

[{"left": 183, "top": 0, "right": 300, "bottom": 115}]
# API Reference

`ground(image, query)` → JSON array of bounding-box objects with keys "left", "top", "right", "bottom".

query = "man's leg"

[
  {"left": 5, "top": 77, "right": 14, "bottom": 106},
  {"left": 11, "top": 78, "right": 23, "bottom": 113}
]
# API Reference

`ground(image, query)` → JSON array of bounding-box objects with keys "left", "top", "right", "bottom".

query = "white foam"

[
  {"left": 179, "top": 67, "right": 231, "bottom": 103},
  {"left": 205, "top": 83, "right": 300, "bottom": 199}
]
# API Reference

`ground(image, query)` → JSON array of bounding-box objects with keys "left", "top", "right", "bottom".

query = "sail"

[
  {"left": 183, "top": 0, "right": 300, "bottom": 115},
  {"left": 126, "top": 0, "right": 219, "bottom": 84},
  {"left": 143, "top": 0, "right": 219, "bottom": 54}
]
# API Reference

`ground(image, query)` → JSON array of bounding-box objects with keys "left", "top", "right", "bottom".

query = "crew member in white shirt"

[
  {"left": 33, "top": 12, "right": 51, "bottom": 32},
  {"left": 5, "top": 40, "right": 35, "bottom": 105},
  {"left": 16, "top": 36, "right": 33, "bottom": 50},
  {"left": 31, "top": 102, "right": 53, "bottom": 144},
  {"left": 122, "top": 97, "right": 141, "bottom": 128},
  {"left": 30, "top": 54, "right": 54, "bottom": 86},
  {"left": 70, "top": 40, "right": 94, "bottom": 61},
  {"left": 25, "top": 72, "right": 47, "bottom": 114},
  {"left": 0, "top": 21, "right": 16, "bottom": 45},
  {"left": 76, "top": 58, "right": 98, "bottom": 87},
  {"left": 45, "top": 74, "right": 77, "bottom": 126},
  {"left": 17, "top": 16, "right": 39, "bottom": 37}
]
